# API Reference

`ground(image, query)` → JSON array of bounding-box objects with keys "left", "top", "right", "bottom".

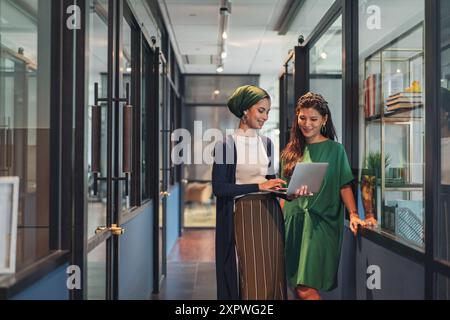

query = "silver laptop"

[{"left": 271, "top": 163, "right": 328, "bottom": 196}]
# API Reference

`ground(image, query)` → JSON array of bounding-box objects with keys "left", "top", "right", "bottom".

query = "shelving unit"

[{"left": 362, "top": 23, "right": 425, "bottom": 248}]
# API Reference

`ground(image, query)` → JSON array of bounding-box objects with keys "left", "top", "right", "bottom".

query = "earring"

[
  {"left": 321, "top": 123, "right": 327, "bottom": 135},
  {"left": 242, "top": 111, "right": 248, "bottom": 124}
]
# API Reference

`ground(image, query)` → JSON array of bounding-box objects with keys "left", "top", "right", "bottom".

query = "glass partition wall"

[
  {"left": 437, "top": 0, "right": 450, "bottom": 264},
  {"left": 309, "top": 15, "right": 343, "bottom": 141},
  {"left": 0, "top": 0, "right": 53, "bottom": 271},
  {"left": 182, "top": 75, "right": 259, "bottom": 228},
  {"left": 358, "top": 0, "right": 425, "bottom": 250},
  {"left": 435, "top": 0, "right": 450, "bottom": 300}
]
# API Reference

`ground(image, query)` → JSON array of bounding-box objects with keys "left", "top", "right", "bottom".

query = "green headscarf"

[{"left": 227, "top": 85, "right": 270, "bottom": 118}]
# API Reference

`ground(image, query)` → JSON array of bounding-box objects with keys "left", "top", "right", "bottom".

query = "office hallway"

[
  {"left": 153, "top": 230, "right": 217, "bottom": 300},
  {"left": 2, "top": 0, "right": 450, "bottom": 302}
]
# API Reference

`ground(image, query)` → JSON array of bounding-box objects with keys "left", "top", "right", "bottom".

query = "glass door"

[
  {"left": 84, "top": 0, "right": 135, "bottom": 299},
  {"left": 154, "top": 52, "right": 169, "bottom": 293},
  {"left": 85, "top": 0, "right": 109, "bottom": 300}
]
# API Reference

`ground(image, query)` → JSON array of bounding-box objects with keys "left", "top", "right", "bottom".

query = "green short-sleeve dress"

[{"left": 283, "top": 139, "right": 354, "bottom": 291}]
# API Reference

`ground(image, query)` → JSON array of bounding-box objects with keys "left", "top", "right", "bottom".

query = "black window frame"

[
  {"left": 123, "top": 2, "right": 142, "bottom": 208},
  {"left": 0, "top": 0, "right": 72, "bottom": 299}
]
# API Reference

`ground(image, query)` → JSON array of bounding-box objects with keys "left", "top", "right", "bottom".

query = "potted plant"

[
  {"left": 360, "top": 151, "right": 391, "bottom": 220},
  {"left": 365, "top": 151, "right": 391, "bottom": 180}
]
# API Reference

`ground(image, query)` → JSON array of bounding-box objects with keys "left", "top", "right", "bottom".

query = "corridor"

[
  {"left": 0, "top": 0, "right": 449, "bottom": 302},
  {"left": 154, "top": 230, "right": 216, "bottom": 300}
]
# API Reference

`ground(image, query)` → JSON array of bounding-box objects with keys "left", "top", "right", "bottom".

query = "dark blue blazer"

[{"left": 212, "top": 135, "right": 277, "bottom": 300}]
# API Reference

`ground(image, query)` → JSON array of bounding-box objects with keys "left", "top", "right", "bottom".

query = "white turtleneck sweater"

[{"left": 233, "top": 129, "right": 269, "bottom": 185}]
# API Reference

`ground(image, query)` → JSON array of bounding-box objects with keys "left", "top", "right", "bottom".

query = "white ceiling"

[{"left": 159, "top": 0, "right": 335, "bottom": 75}]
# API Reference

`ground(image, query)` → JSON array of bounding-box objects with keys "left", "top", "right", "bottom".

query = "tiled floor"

[
  {"left": 153, "top": 229, "right": 217, "bottom": 300},
  {"left": 151, "top": 229, "right": 298, "bottom": 300}
]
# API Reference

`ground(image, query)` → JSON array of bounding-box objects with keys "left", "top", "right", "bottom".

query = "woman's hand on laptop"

[
  {"left": 258, "top": 179, "right": 286, "bottom": 191},
  {"left": 287, "top": 185, "right": 313, "bottom": 200}
]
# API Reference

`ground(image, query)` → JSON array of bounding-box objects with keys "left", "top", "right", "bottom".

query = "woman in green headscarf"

[{"left": 212, "top": 85, "right": 308, "bottom": 300}]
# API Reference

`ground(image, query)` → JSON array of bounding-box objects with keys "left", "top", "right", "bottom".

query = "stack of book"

[{"left": 386, "top": 92, "right": 423, "bottom": 111}]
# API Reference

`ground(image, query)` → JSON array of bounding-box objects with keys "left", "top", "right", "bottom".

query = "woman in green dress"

[{"left": 281, "top": 92, "right": 376, "bottom": 300}]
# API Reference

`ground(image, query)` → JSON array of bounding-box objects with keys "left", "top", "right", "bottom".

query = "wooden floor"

[{"left": 153, "top": 229, "right": 217, "bottom": 300}]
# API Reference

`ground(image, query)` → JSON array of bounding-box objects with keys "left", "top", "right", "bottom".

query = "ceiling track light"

[{"left": 217, "top": 0, "right": 231, "bottom": 73}]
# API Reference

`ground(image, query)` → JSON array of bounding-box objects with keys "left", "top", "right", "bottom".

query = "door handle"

[
  {"left": 91, "top": 103, "right": 101, "bottom": 174},
  {"left": 122, "top": 83, "right": 132, "bottom": 196},
  {"left": 95, "top": 224, "right": 125, "bottom": 236},
  {"left": 91, "top": 82, "right": 104, "bottom": 196},
  {"left": 91, "top": 82, "right": 132, "bottom": 196},
  {"left": 95, "top": 226, "right": 107, "bottom": 234},
  {"left": 6, "top": 122, "right": 11, "bottom": 168},
  {"left": 0, "top": 117, "right": 12, "bottom": 173},
  {"left": 160, "top": 191, "right": 170, "bottom": 197},
  {"left": 122, "top": 103, "right": 132, "bottom": 174}
]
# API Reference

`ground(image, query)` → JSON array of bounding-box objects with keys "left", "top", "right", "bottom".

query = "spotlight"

[{"left": 216, "top": 65, "right": 224, "bottom": 73}]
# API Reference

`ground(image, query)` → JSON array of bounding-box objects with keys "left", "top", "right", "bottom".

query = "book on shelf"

[
  {"left": 387, "top": 92, "right": 422, "bottom": 104},
  {"left": 386, "top": 91, "right": 422, "bottom": 101},
  {"left": 386, "top": 101, "right": 423, "bottom": 111},
  {"left": 364, "top": 74, "right": 381, "bottom": 118},
  {"left": 385, "top": 91, "right": 423, "bottom": 111},
  {"left": 386, "top": 97, "right": 423, "bottom": 106}
]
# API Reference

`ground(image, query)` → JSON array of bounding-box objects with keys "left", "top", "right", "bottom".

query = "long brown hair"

[{"left": 281, "top": 92, "right": 337, "bottom": 177}]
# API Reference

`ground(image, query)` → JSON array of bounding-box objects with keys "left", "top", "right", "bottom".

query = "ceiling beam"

[{"left": 275, "top": 0, "right": 306, "bottom": 35}]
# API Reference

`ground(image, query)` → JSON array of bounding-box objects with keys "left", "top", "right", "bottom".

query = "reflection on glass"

[
  {"left": 359, "top": 0, "right": 425, "bottom": 250},
  {"left": 286, "top": 58, "right": 295, "bottom": 132},
  {"left": 436, "top": 0, "right": 450, "bottom": 262},
  {"left": 87, "top": 0, "right": 108, "bottom": 239},
  {"left": 0, "top": 0, "right": 52, "bottom": 270},
  {"left": 159, "top": 60, "right": 165, "bottom": 189},
  {"left": 87, "top": 241, "right": 106, "bottom": 300},
  {"left": 309, "top": 16, "right": 342, "bottom": 141},
  {"left": 440, "top": 8, "right": 450, "bottom": 178},
  {"left": 158, "top": 58, "right": 167, "bottom": 284},
  {"left": 141, "top": 44, "right": 151, "bottom": 201},
  {"left": 121, "top": 16, "right": 132, "bottom": 210}
]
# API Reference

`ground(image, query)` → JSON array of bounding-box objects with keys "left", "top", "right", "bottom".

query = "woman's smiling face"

[
  {"left": 297, "top": 107, "right": 328, "bottom": 140},
  {"left": 245, "top": 98, "right": 271, "bottom": 129}
]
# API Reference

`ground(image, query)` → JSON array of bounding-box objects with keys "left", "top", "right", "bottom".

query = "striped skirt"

[{"left": 234, "top": 193, "right": 287, "bottom": 300}]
